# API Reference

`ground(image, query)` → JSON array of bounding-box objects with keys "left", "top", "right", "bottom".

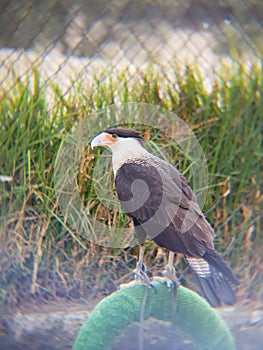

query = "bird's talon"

[
  {"left": 162, "top": 265, "right": 180, "bottom": 288},
  {"left": 133, "top": 262, "right": 152, "bottom": 286},
  {"left": 166, "top": 280, "right": 175, "bottom": 289}
]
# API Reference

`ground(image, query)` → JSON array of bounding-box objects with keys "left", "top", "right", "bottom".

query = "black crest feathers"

[{"left": 104, "top": 127, "right": 144, "bottom": 143}]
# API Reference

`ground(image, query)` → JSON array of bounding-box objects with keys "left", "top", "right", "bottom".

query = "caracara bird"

[{"left": 91, "top": 127, "right": 238, "bottom": 307}]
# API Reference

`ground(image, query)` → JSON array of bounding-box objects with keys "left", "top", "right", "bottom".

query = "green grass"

[{"left": 0, "top": 63, "right": 262, "bottom": 308}]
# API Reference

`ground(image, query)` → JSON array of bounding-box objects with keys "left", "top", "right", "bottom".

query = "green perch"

[{"left": 73, "top": 279, "right": 236, "bottom": 350}]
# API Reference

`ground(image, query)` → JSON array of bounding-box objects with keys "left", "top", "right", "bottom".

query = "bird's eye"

[{"left": 111, "top": 134, "right": 118, "bottom": 139}]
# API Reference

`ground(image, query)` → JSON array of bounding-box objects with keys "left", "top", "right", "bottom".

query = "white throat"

[{"left": 109, "top": 138, "right": 149, "bottom": 175}]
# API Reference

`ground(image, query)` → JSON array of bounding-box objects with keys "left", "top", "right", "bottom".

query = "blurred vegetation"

[
  {"left": 0, "top": 62, "right": 262, "bottom": 310},
  {"left": 0, "top": 0, "right": 263, "bottom": 56}
]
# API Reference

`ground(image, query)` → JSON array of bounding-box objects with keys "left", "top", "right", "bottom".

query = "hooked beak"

[
  {"left": 91, "top": 132, "right": 116, "bottom": 149},
  {"left": 90, "top": 133, "right": 103, "bottom": 148}
]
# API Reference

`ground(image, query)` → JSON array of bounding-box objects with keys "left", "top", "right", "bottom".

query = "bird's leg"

[
  {"left": 133, "top": 244, "right": 151, "bottom": 285},
  {"left": 155, "top": 247, "right": 167, "bottom": 266},
  {"left": 162, "top": 251, "right": 180, "bottom": 288},
  {"left": 119, "top": 244, "right": 152, "bottom": 290},
  {"left": 163, "top": 251, "right": 180, "bottom": 327}
]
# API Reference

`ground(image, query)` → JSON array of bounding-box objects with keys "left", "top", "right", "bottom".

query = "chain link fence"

[{"left": 1, "top": 0, "right": 262, "bottom": 99}]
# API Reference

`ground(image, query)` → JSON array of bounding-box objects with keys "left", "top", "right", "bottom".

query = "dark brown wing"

[{"left": 114, "top": 157, "right": 214, "bottom": 255}]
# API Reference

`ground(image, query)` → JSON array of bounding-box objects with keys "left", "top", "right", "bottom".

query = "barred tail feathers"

[{"left": 186, "top": 253, "right": 238, "bottom": 307}]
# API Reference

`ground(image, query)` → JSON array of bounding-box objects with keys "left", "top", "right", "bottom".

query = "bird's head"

[
  {"left": 91, "top": 127, "right": 144, "bottom": 150},
  {"left": 91, "top": 127, "right": 148, "bottom": 173}
]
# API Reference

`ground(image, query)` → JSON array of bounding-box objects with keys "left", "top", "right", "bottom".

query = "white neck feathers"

[{"left": 109, "top": 138, "right": 149, "bottom": 175}]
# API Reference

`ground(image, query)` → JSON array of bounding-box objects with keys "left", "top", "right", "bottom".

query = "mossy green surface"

[{"left": 73, "top": 281, "right": 236, "bottom": 350}]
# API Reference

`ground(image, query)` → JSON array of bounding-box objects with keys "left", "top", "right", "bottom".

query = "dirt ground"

[{"left": 1, "top": 298, "right": 262, "bottom": 350}]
